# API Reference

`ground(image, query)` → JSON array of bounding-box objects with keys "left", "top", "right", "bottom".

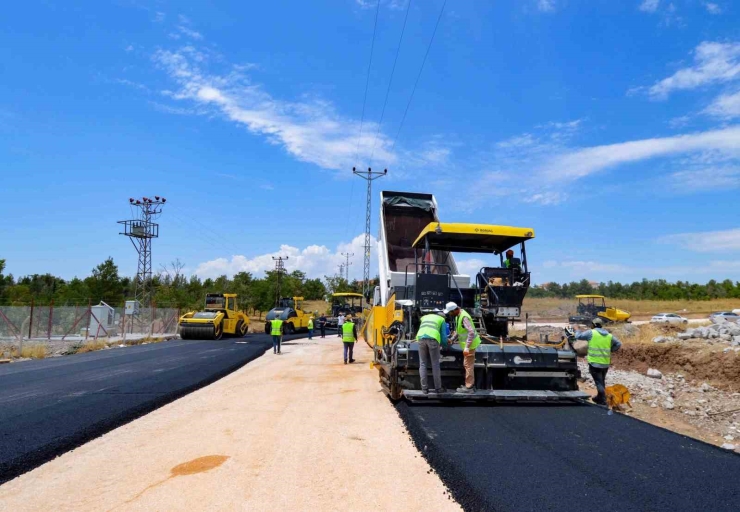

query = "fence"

[{"left": 0, "top": 303, "right": 180, "bottom": 355}]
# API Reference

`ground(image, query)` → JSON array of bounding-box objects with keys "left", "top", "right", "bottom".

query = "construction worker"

[
  {"left": 504, "top": 249, "right": 520, "bottom": 269},
  {"left": 270, "top": 317, "right": 284, "bottom": 355},
  {"left": 574, "top": 317, "right": 622, "bottom": 405},
  {"left": 444, "top": 302, "right": 480, "bottom": 394},
  {"left": 318, "top": 314, "right": 327, "bottom": 338},
  {"left": 337, "top": 312, "right": 345, "bottom": 338},
  {"left": 307, "top": 317, "right": 314, "bottom": 340},
  {"left": 416, "top": 309, "right": 448, "bottom": 394},
  {"left": 341, "top": 315, "right": 358, "bottom": 364}
]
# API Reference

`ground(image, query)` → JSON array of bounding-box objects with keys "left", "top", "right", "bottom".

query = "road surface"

[
  {"left": 0, "top": 333, "right": 303, "bottom": 484},
  {"left": 398, "top": 401, "right": 740, "bottom": 512}
]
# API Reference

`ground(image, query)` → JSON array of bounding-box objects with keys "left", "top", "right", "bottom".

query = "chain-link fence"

[{"left": 0, "top": 304, "right": 180, "bottom": 358}]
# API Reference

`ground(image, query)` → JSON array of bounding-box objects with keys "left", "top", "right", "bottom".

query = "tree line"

[
  {"left": 530, "top": 278, "right": 740, "bottom": 301},
  {"left": 0, "top": 257, "right": 369, "bottom": 314}
]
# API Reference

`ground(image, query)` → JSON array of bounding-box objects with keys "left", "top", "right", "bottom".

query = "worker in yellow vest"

[
  {"left": 270, "top": 317, "right": 284, "bottom": 355},
  {"left": 574, "top": 317, "right": 622, "bottom": 405},
  {"left": 341, "top": 315, "right": 359, "bottom": 364},
  {"left": 308, "top": 317, "right": 314, "bottom": 340},
  {"left": 416, "top": 310, "right": 449, "bottom": 394},
  {"left": 444, "top": 302, "right": 480, "bottom": 394}
]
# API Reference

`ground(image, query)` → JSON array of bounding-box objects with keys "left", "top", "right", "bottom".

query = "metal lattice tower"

[
  {"left": 352, "top": 167, "right": 386, "bottom": 300},
  {"left": 118, "top": 196, "right": 166, "bottom": 309},
  {"left": 341, "top": 252, "right": 354, "bottom": 283},
  {"left": 272, "top": 256, "right": 289, "bottom": 307}
]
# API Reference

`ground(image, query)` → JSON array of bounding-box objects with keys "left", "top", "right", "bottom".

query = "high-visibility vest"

[
  {"left": 417, "top": 314, "right": 444, "bottom": 343},
  {"left": 587, "top": 329, "right": 612, "bottom": 366},
  {"left": 504, "top": 259, "right": 511, "bottom": 268},
  {"left": 308, "top": 319, "right": 314, "bottom": 329},
  {"left": 342, "top": 321, "right": 356, "bottom": 342},
  {"left": 271, "top": 319, "right": 283, "bottom": 336},
  {"left": 456, "top": 309, "right": 481, "bottom": 351}
]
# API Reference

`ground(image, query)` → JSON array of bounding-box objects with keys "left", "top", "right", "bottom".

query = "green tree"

[{"left": 84, "top": 258, "right": 123, "bottom": 305}]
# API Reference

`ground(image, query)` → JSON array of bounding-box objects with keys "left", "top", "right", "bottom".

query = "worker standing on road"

[
  {"left": 416, "top": 309, "right": 448, "bottom": 394},
  {"left": 574, "top": 317, "right": 622, "bottom": 405},
  {"left": 342, "top": 315, "right": 358, "bottom": 364},
  {"left": 445, "top": 302, "right": 481, "bottom": 394},
  {"left": 270, "top": 317, "right": 284, "bottom": 355},
  {"left": 337, "top": 312, "right": 345, "bottom": 338},
  {"left": 308, "top": 317, "right": 314, "bottom": 340},
  {"left": 319, "top": 314, "right": 327, "bottom": 338}
]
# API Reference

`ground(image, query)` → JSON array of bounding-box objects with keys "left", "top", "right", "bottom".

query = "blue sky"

[{"left": 2, "top": 0, "right": 740, "bottom": 285}]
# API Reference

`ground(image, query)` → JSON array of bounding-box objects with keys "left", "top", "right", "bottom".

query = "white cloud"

[
  {"left": 705, "top": 90, "right": 740, "bottom": 119},
  {"left": 537, "top": 0, "right": 555, "bottom": 12},
  {"left": 660, "top": 228, "right": 740, "bottom": 252},
  {"left": 670, "top": 166, "right": 740, "bottom": 191},
  {"left": 152, "top": 44, "right": 396, "bottom": 172},
  {"left": 540, "top": 125, "right": 740, "bottom": 181},
  {"left": 639, "top": 0, "right": 660, "bottom": 13},
  {"left": 125, "top": 45, "right": 134, "bottom": 52},
  {"left": 646, "top": 41, "right": 740, "bottom": 99},
  {"left": 455, "top": 258, "right": 487, "bottom": 276},
  {"left": 704, "top": 2, "right": 722, "bottom": 14},
  {"left": 177, "top": 25, "right": 203, "bottom": 40},
  {"left": 193, "top": 234, "right": 376, "bottom": 280}
]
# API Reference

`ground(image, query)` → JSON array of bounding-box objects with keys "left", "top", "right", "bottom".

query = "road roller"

[{"left": 179, "top": 293, "right": 250, "bottom": 340}]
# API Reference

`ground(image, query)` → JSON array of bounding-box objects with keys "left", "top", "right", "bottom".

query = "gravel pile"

[{"left": 653, "top": 320, "right": 740, "bottom": 351}]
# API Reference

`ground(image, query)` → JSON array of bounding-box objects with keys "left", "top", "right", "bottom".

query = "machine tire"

[
  {"left": 214, "top": 322, "right": 223, "bottom": 340},
  {"left": 286, "top": 322, "right": 295, "bottom": 335},
  {"left": 236, "top": 320, "right": 248, "bottom": 337},
  {"left": 264, "top": 322, "right": 271, "bottom": 335}
]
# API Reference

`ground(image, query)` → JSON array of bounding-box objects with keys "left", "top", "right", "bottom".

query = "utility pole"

[
  {"left": 341, "top": 252, "right": 354, "bottom": 283},
  {"left": 272, "top": 256, "right": 289, "bottom": 307},
  {"left": 352, "top": 167, "right": 387, "bottom": 303},
  {"left": 118, "top": 196, "right": 167, "bottom": 311}
]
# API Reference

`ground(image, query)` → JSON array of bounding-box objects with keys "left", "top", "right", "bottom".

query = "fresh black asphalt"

[
  {"left": 397, "top": 401, "right": 740, "bottom": 512},
  {"left": 0, "top": 333, "right": 304, "bottom": 484}
]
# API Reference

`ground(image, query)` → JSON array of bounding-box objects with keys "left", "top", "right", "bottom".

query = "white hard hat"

[{"left": 443, "top": 302, "right": 459, "bottom": 314}]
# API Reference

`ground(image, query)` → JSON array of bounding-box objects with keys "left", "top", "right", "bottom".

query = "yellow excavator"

[{"left": 179, "top": 293, "right": 250, "bottom": 340}]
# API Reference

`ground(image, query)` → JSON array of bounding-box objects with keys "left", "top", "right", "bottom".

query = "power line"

[
  {"left": 369, "top": 0, "right": 413, "bottom": 164},
  {"left": 346, "top": 0, "right": 381, "bottom": 242},
  {"left": 353, "top": 0, "right": 382, "bottom": 164},
  {"left": 388, "top": 0, "right": 447, "bottom": 155}
]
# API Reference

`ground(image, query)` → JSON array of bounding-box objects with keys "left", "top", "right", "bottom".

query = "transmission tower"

[
  {"left": 353, "top": 167, "right": 386, "bottom": 301},
  {"left": 341, "top": 252, "right": 354, "bottom": 283},
  {"left": 118, "top": 196, "right": 167, "bottom": 309},
  {"left": 272, "top": 256, "right": 289, "bottom": 306}
]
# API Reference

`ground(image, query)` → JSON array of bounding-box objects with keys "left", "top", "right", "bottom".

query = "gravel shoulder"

[{"left": 0, "top": 337, "right": 460, "bottom": 512}]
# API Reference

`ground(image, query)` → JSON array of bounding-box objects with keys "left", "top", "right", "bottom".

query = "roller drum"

[{"left": 179, "top": 324, "right": 216, "bottom": 340}]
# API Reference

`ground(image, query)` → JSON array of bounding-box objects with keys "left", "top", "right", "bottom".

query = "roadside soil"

[{"left": 0, "top": 337, "right": 460, "bottom": 512}]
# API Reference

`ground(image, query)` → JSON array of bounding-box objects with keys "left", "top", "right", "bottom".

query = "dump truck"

[
  {"left": 264, "top": 296, "right": 311, "bottom": 334},
  {"left": 179, "top": 293, "right": 250, "bottom": 340},
  {"left": 568, "top": 295, "right": 631, "bottom": 325},
  {"left": 364, "top": 191, "right": 587, "bottom": 402}
]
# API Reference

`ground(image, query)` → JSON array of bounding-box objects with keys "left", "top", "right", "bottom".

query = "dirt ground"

[{"left": 0, "top": 337, "right": 460, "bottom": 512}]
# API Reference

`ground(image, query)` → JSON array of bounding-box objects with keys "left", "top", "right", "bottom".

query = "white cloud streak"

[
  {"left": 193, "top": 234, "right": 376, "bottom": 280},
  {"left": 705, "top": 90, "right": 740, "bottom": 119},
  {"left": 646, "top": 42, "right": 740, "bottom": 99},
  {"left": 537, "top": 0, "right": 555, "bottom": 12},
  {"left": 704, "top": 2, "right": 722, "bottom": 14},
  {"left": 639, "top": 0, "right": 660, "bottom": 13},
  {"left": 152, "top": 45, "right": 396, "bottom": 172},
  {"left": 660, "top": 228, "right": 740, "bottom": 252}
]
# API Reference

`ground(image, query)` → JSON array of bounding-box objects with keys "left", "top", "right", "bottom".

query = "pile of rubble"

[
  {"left": 653, "top": 320, "right": 740, "bottom": 351},
  {"left": 579, "top": 360, "right": 740, "bottom": 452}
]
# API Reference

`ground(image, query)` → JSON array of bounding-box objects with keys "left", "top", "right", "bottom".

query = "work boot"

[
  {"left": 344, "top": 360, "right": 347, "bottom": 364},
  {"left": 349, "top": 359, "right": 356, "bottom": 363},
  {"left": 434, "top": 388, "right": 447, "bottom": 394},
  {"left": 456, "top": 386, "right": 474, "bottom": 394},
  {"left": 422, "top": 388, "right": 429, "bottom": 395}
]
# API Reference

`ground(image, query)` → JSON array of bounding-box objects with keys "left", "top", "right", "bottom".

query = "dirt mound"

[{"left": 614, "top": 343, "right": 740, "bottom": 391}]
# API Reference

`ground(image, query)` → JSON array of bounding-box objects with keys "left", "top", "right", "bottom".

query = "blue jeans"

[
  {"left": 272, "top": 335, "right": 281, "bottom": 353},
  {"left": 308, "top": 329, "right": 313, "bottom": 340},
  {"left": 343, "top": 342, "right": 354, "bottom": 362}
]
